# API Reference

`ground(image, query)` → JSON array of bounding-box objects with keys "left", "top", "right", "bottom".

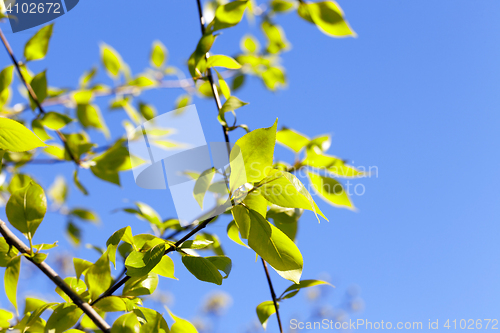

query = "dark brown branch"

[
  {"left": 262, "top": 259, "right": 284, "bottom": 333},
  {"left": 0, "top": 221, "right": 111, "bottom": 332},
  {"left": 0, "top": 28, "right": 81, "bottom": 166}
]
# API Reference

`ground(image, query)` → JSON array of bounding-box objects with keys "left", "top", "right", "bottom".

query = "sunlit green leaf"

[
  {"left": 151, "top": 41, "right": 167, "bottom": 68},
  {"left": 55, "top": 277, "right": 86, "bottom": 302},
  {"left": 298, "top": 1, "right": 356, "bottom": 37},
  {"left": 226, "top": 220, "right": 249, "bottom": 248},
  {"left": 208, "top": 0, "right": 248, "bottom": 32},
  {"left": 6, "top": 181, "right": 47, "bottom": 238},
  {"left": 0, "top": 117, "right": 46, "bottom": 152},
  {"left": 0, "top": 309, "right": 13, "bottom": 329},
  {"left": 73, "top": 257, "right": 92, "bottom": 281},
  {"left": 276, "top": 128, "right": 310, "bottom": 153},
  {"left": 206, "top": 55, "right": 241, "bottom": 69},
  {"left": 182, "top": 255, "right": 223, "bottom": 285},
  {"left": 125, "top": 241, "right": 165, "bottom": 277},
  {"left": 100, "top": 44, "right": 122, "bottom": 78},
  {"left": 279, "top": 279, "right": 333, "bottom": 300},
  {"left": 93, "top": 296, "right": 127, "bottom": 312},
  {"left": 241, "top": 35, "right": 260, "bottom": 53},
  {"left": 308, "top": 172, "right": 354, "bottom": 209},
  {"left": 256, "top": 300, "right": 277, "bottom": 330},
  {"left": 4, "top": 256, "right": 20, "bottom": 311},
  {"left": 246, "top": 208, "right": 303, "bottom": 283},
  {"left": 29, "top": 70, "right": 48, "bottom": 110},
  {"left": 40, "top": 111, "right": 73, "bottom": 130},
  {"left": 85, "top": 251, "right": 112, "bottom": 301},
  {"left": 111, "top": 312, "right": 141, "bottom": 333},
  {"left": 151, "top": 255, "right": 177, "bottom": 280},
  {"left": 122, "top": 272, "right": 159, "bottom": 297},
  {"left": 24, "top": 24, "right": 54, "bottom": 61}
]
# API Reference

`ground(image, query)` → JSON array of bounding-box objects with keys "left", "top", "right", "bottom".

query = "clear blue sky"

[{"left": 1, "top": 0, "right": 500, "bottom": 332}]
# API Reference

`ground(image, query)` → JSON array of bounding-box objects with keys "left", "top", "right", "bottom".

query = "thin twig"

[
  {"left": 90, "top": 215, "right": 216, "bottom": 306},
  {"left": 0, "top": 28, "right": 81, "bottom": 166},
  {"left": 194, "top": 2, "right": 283, "bottom": 331},
  {"left": 0, "top": 221, "right": 111, "bottom": 332},
  {"left": 262, "top": 259, "right": 284, "bottom": 333}
]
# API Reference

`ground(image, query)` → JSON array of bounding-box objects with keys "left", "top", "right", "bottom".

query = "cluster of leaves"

[{"left": 0, "top": 0, "right": 365, "bottom": 332}]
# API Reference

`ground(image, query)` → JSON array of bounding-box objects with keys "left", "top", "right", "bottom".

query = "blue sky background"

[{"left": 1, "top": 0, "right": 500, "bottom": 332}]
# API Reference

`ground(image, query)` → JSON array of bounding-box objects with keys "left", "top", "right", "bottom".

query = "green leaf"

[
  {"left": 246, "top": 208, "right": 303, "bottom": 283},
  {"left": 226, "top": 220, "right": 249, "bottom": 248},
  {"left": 0, "top": 117, "right": 46, "bottom": 152},
  {"left": 139, "top": 102, "right": 157, "bottom": 121},
  {"left": 188, "top": 33, "right": 215, "bottom": 78},
  {"left": 241, "top": 35, "right": 260, "bottom": 53},
  {"left": 76, "top": 104, "right": 109, "bottom": 137},
  {"left": 55, "top": 277, "right": 86, "bottom": 302},
  {"left": 276, "top": 128, "right": 310, "bottom": 153},
  {"left": 31, "top": 119, "right": 52, "bottom": 142},
  {"left": 230, "top": 119, "right": 277, "bottom": 189},
  {"left": 298, "top": 1, "right": 356, "bottom": 38},
  {"left": 307, "top": 172, "right": 354, "bottom": 209},
  {"left": 111, "top": 312, "right": 141, "bottom": 333},
  {"left": 69, "top": 208, "right": 99, "bottom": 223},
  {"left": 151, "top": 41, "right": 167, "bottom": 68},
  {"left": 308, "top": 134, "right": 331, "bottom": 151},
  {"left": 140, "top": 308, "right": 170, "bottom": 333},
  {"left": 174, "top": 94, "right": 191, "bottom": 110},
  {"left": 193, "top": 167, "right": 215, "bottom": 209},
  {"left": 182, "top": 255, "right": 223, "bottom": 285},
  {"left": 48, "top": 176, "right": 67, "bottom": 205},
  {"left": 220, "top": 96, "right": 248, "bottom": 114},
  {"left": 151, "top": 255, "right": 177, "bottom": 279},
  {"left": 257, "top": 170, "right": 327, "bottom": 221},
  {"left": 261, "top": 66, "right": 286, "bottom": 91},
  {"left": 79, "top": 67, "right": 97, "bottom": 88},
  {"left": 206, "top": 55, "right": 242, "bottom": 69},
  {"left": 29, "top": 70, "right": 48, "bottom": 110},
  {"left": 209, "top": 0, "right": 248, "bottom": 32},
  {"left": 125, "top": 242, "right": 165, "bottom": 277},
  {"left": 4, "top": 256, "right": 20, "bottom": 311},
  {"left": 40, "top": 111, "right": 73, "bottom": 130},
  {"left": 206, "top": 256, "right": 232, "bottom": 278},
  {"left": 100, "top": 44, "right": 122, "bottom": 78},
  {"left": 73, "top": 170, "right": 88, "bottom": 195},
  {"left": 0, "top": 237, "right": 19, "bottom": 267},
  {"left": 231, "top": 73, "right": 245, "bottom": 91},
  {"left": 93, "top": 296, "right": 127, "bottom": 312},
  {"left": 73, "top": 257, "right": 92, "bottom": 281},
  {"left": 122, "top": 272, "right": 159, "bottom": 297},
  {"left": 271, "top": 0, "right": 295, "bottom": 12},
  {"left": 179, "top": 240, "right": 213, "bottom": 250},
  {"left": 279, "top": 279, "right": 333, "bottom": 300},
  {"left": 85, "top": 251, "right": 112, "bottom": 301},
  {"left": 267, "top": 206, "right": 302, "bottom": 241},
  {"left": 106, "top": 226, "right": 135, "bottom": 267},
  {"left": 304, "top": 148, "right": 367, "bottom": 177},
  {"left": 129, "top": 75, "right": 156, "bottom": 87},
  {"left": 124, "top": 202, "right": 162, "bottom": 227},
  {"left": 261, "top": 20, "right": 290, "bottom": 54},
  {"left": 256, "top": 300, "right": 277, "bottom": 330},
  {"left": 6, "top": 181, "right": 47, "bottom": 238},
  {"left": 0, "top": 66, "right": 14, "bottom": 92},
  {"left": 166, "top": 308, "right": 198, "bottom": 333},
  {"left": 24, "top": 24, "right": 54, "bottom": 61},
  {"left": 0, "top": 309, "right": 13, "bottom": 329},
  {"left": 66, "top": 222, "right": 81, "bottom": 246},
  {"left": 8, "top": 173, "right": 33, "bottom": 193}
]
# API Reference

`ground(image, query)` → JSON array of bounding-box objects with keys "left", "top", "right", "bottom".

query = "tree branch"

[
  {"left": 0, "top": 220, "right": 111, "bottom": 332},
  {"left": 194, "top": 2, "right": 283, "bottom": 332},
  {"left": 90, "top": 215, "right": 216, "bottom": 306},
  {"left": 0, "top": 28, "right": 81, "bottom": 166}
]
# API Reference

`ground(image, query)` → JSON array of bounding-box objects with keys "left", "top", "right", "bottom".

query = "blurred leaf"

[
  {"left": 262, "top": 66, "right": 286, "bottom": 91},
  {"left": 188, "top": 33, "right": 215, "bottom": 78},
  {"left": 0, "top": 237, "right": 19, "bottom": 267},
  {"left": 8, "top": 173, "right": 33, "bottom": 193},
  {"left": 0, "top": 118, "right": 46, "bottom": 152},
  {"left": 24, "top": 24, "right": 53, "bottom": 61},
  {"left": 40, "top": 111, "right": 73, "bottom": 130},
  {"left": 208, "top": 0, "right": 248, "bottom": 32},
  {"left": 69, "top": 208, "right": 99, "bottom": 223},
  {"left": 6, "top": 181, "right": 47, "bottom": 238},
  {"left": 73, "top": 170, "right": 88, "bottom": 195},
  {"left": 66, "top": 221, "right": 81, "bottom": 246},
  {"left": 29, "top": 70, "right": 48, "bottom": 110},
  {"left": 31, "top": 119, "right": 51, "bottom": 142},
  {"left": 241, "top": 35, "right": 260, "bottom": 53},
  {"left": 76, "top": 104, "right": 109, "bottom": 137},
  {"left": 0, "top": 309, "right": 13, "bottom": 329},
  {"left": 100, "top": 44, "right": 122, "bottom": 78},
  {"left": 174, "top": 94, "right": 192, "bottom": 110},
  {"left": 261, "top": 20, "right": 289, "bottom": 54},
  {"left": 0, "top": 66, "right": 14, "bottom": 92},
  {"left": 256, "top": 300, "right": 277, "bottom": 330},
  {"left": 206, "top": 55, "right": 242, "bottom": 69},
  {"left": 271, "top": 0, "right": 295, "bottom": 12},
  {"left": 79, "top": 67, "right": 97, "bottom": 88},
  {"left": 231, "top": 73, "right": 245, "bottom": 91},
  {"left": 179, "top": 240, "right": 213, "bottom": 250},
  {"left": 139, "top": 102, "right": 156, "bottom": 121},
  {"left": 48, "top": 176, "right": 67, "bottom": 205},
  {"left": 151, "top": 41, "right": 167, "bottom": 68}
]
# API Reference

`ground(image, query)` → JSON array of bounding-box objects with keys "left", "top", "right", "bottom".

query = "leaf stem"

[
  {"left": 262, "top": 259, "right": 284, "bottom": 333},
  {"left": 0, "top": 220, "right": 111, "bottom": 332}
]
